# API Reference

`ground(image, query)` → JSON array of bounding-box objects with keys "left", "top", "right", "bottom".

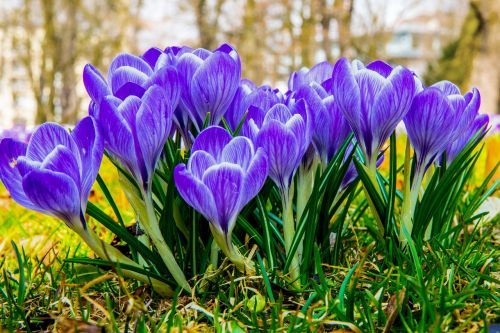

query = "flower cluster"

[{"left": 0, "top": 42, "right": 489, "bottom": 292}]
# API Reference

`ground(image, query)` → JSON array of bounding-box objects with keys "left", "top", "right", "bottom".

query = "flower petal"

[
  {"left": 83, "top": 64, "right": 110, "bottom": 103},
  {"left": 431, "top": 80, "right": 461, "bottom": 95},
  {"left": 98, "top": 97, "right": 139, "bottom": 177},
  {"left": 108, "top": 53, "right": 153, "bottom": 79},
  {"left": 263, "top": 104, "right": 292, "bottom": 124},
  {"left": 191, "top": 126, "right": 233, "bottom": 161},
  {"left": 0, "top": 139, "right": 39, "bottom": 211},
  {"left": 147, "top": 65, "right": 180, "bottom": 110},
  {"left": 41, "top": 145, "right": 81, "bottom": 190},
  {"left": 366, "top": 60, "right": 393, "bottom": 78},
  {"left": 187, "top": 150, "right": 216, "bottom": 179},
  {"left": 202, "top": 163, "right": 244, "bottom": 234},
  {"left": 241, "top": 147, "right": 268, "bottom": 206},
  {"left": 142, "top": 47, "right": 164, "bottom": 69},
  {"left": 71, "top": 116, "right": 104, "bottom": 204},
  {"left": 371, "top": 66, "right": 415, "bottom": 153},
  {"left": 404, "top": 88, "right": 455, "bottom": 169},
  {"left": 22, "top": 169, "right": 81, "bottom": 224},
  {"left": 177, "top": 53, "right": 204, "bottom": 128},
  {"left": 256, "top": 121, "right": 299, "bottom": 190},
  {"left": 191, "top": 52, "right": 241, "bottom": 126},
  {"left": 174, "top": 164, "right": 218, "bottom": 224},
  {"left": 26, "top": 123, "right": 80, "bottom": 163},
  {"left": 332, "top": 58, "right": 361, "bottom": 133},
  {"left": 136, "top": 85, "right": 172, "bottom": 180},
  {"left": 110, "top": 66, "right": 149, "bottom": 97},
  {"left": 306, "top": 61, "right": 334, "bottom": 84},
  {"left": 221, "top": 136, "right": 255, "bottom": 170}
]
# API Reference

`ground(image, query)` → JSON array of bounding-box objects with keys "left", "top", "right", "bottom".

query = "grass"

[{"left": 0, "top": 138, "right": 499, "bottom": 332}]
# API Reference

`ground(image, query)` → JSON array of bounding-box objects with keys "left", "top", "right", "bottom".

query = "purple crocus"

[
  {"left": 446, "top": 113, "right": 488, "bottom": 164},
  {"left": 287, "top": 61, "right": 351, "bottom": 165},
  {"left": 174, "top": 126, "right": 267, "bottom": 272},
  {"left": 254, "top": 101, "right": 312, "bottom": 193},
  {"left": 0, "top": 117, "right": 102, "bottom": 229},
  {"left": 332, "top": 58, "right": 416, "bottom": 171},
  {"left": 84, "top": 50, "right": 180, "bottom": 106},
  {"left": 84, "top": 51, "right": 190, "bottom": 291},
  {"left": 176, "top": 43, "right": 241, "bottom": 130},
  {"left": 404, "top": 82, "right": 481, "bottom": 174},
  {"left": 224, "top": 81, "right": 284, "bottom": 132},
  {"left": 89, "top": 86, "right": 173, "bottom": 190},
  {"left": 0, "top": 117, "right": 174, "bottom": 295},
  {"left": 288, "top": 61, "right": 334, "bottom": 91}
]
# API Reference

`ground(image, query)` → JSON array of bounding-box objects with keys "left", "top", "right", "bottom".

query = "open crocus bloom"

[
  {"left": 174, "top": 126, "right": 267, "bottom": 272},
  {"left": 0, "top": 117, "right": 173, "bottom": 295},
  {"left": 0, "top": 117, "right": 102, "bottom": 230}
]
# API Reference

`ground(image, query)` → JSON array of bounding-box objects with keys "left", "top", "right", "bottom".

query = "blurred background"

[{"left": 0, "top": 0, "right": 498, "bottom": 131}]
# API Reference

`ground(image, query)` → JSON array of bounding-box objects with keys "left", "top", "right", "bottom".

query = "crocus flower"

[
  {"left": 89, "top": 86, "right": 173, "bottom": 191},
  {"left": 83, "top": 50, "right": 180, "bottom": 106},
  {"left": 446, "top": 113, "right": 488, "bottom": 164},
  {"left": 84, "top": 52, "right": 190, "bottom": 292},
  {"left": 174, "top": 126, "right": 268, "bottom": 272},
  {"left": 288, "top": 61, "right": 334, "bottom": 91},
  {"left": 332, "top": 58, "right": 416, "bottom": 171},
  {"left": 254, "top": 100, "right": 312, "bottom": 194},
  {"left": 287, "top": 62, "right": 351, "bottom": 165},
  {"left": 0, "top": 117, "right": 102, "bottom": 228},
  {"left": 176, "top": 43, "right": 241, "bottom": 130},
  {"left": 404, "top": 83, "right": 481, "bottom": 174},
  {"left": 0, "top": 117, "right": 173, "bottom": 295},
  {"left": 235, "top": 85, "right": 284, "bottom": 139}
]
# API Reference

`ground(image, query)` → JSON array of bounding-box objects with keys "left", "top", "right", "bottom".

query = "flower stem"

[
  {"left": 140, "top": 194, "right": 191, "bottom": 292},
  {"left": 400, "top": 139, "right": 424, "bottom": 246},
  {"left": 296, "top": 157, "right": 318, "bottom": 262},
  {"left": 119, "top": 173, "right": 191, "bottom": 292},
  {"left": 210, "top": 224, "right": 255, "bottom": 274},
  {"left": 74, "top": 225, "right": 173, "bottom": 296},
  {"left": 362, "top": 161, "right": 385, "bottom": 238},
  {"left": 282, "top": 183, "right": 300, "bottom": 284}
]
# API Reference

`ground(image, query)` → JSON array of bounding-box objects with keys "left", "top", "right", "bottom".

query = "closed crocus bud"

[
  {"left": 332, "top": 58, "right": 416, "bottom": 172},
  {"left": 176, "top": 43, "right": 242, "bottom": 130},
  {"left": 446, "top": 113, "right": 488, "bottom": 165},
  {"left": 0, "top": 117, "right": 102, "bottom": 229},
  {"left": 90, "top": 85, "right": 173, "bottom": 191},
  {"left": 404, "top": 84, "right": 481, "bottom": 174},
  {"left": 224, "top": 80, "right": 283, "bottom": 133},
  {"left": 287, "top": 61, "right": 352, "bottom": 166},
  {"left": 429, "top": 81, "right": 484, "bottom": 165},
  {"left": 174, "top": 126, "right": 268, "bottom": 273},
  {"left": 254, "top": 100, "right": 312, "bottom": 194}
]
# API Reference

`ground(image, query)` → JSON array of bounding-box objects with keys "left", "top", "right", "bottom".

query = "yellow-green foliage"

[{"left": 0, "top": 157, "right": 135, "bottom": 266}]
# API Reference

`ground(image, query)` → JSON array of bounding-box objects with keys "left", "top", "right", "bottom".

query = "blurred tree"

[
  {"left": 424, "top": 1, "right": 484, "bottom": 88},
  {"left": 424, "top": 0, "right": 499, "bottom": 115},
  {"left": 1, "top": 0, "right": 143, "bottom": 124},
  {"left": 190, "top": 0, "right": 226, "bottom": 49}
]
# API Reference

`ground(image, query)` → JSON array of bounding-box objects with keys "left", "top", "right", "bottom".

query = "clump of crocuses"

[{"left": 0, "top": 42, "right": 490, "bottom": 294}]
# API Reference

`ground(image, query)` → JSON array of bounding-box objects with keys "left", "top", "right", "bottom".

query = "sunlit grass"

[{"left": 0, "top": 135, "right": 498, "bottom": 331}]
